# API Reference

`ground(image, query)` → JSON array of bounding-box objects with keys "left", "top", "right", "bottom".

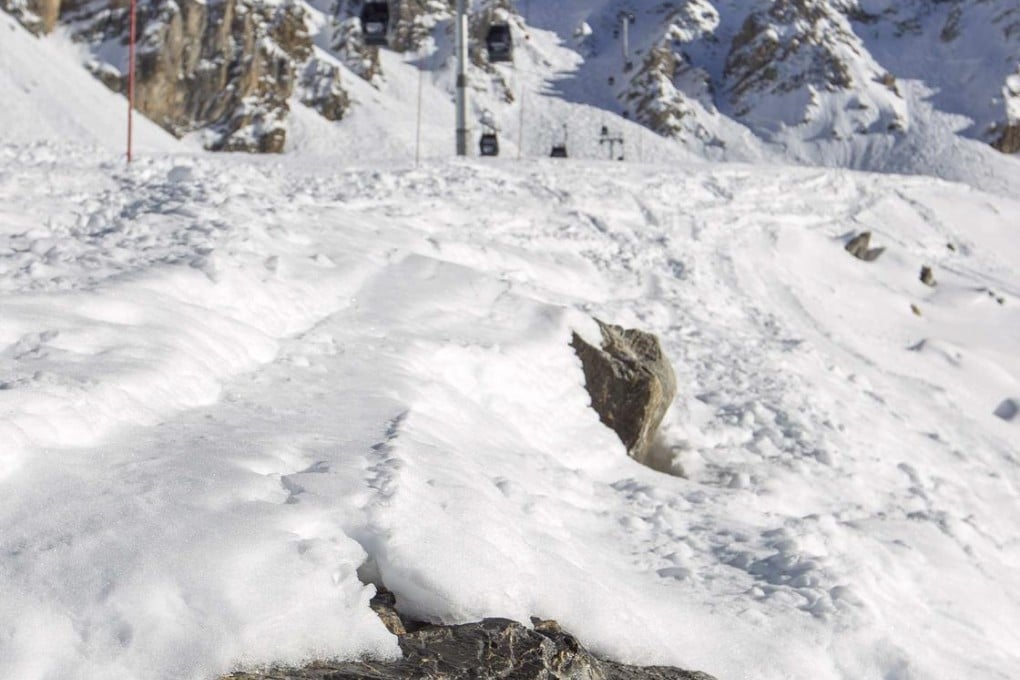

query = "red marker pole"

[{"left": 127, "top": 0, "right": 136, "bottom": 163}]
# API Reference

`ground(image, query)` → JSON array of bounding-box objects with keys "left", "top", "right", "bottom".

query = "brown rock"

[
  {"left": 920, "top": 266, "right": 936, "bottom": 287},
  {"left": 571, "top": 320, "right": 677, "bottom": 467},
  {"left": 845, "top": 232, "right": 885, "bottom": 261},
  {"left": 993, "top": 123, "right": 1020, "bottom": 154},
  {"left": 222, "top": 615, "right": 716, "bottom": 680},
  {"left": 2, "top": 0, "right": 60, "bottom": 33},
  {"left": 66, "top": 0, "right": 320, "bottom": 152}
]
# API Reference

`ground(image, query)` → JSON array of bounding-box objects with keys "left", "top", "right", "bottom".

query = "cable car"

[
  {"left": 550, "top": 123, "right": 568, "bottom": 157},
  {"left": 486, "top": 23, "right": 513, "bottom": 63},
  {"left": 360, "top": 1, "right": 390, "bottom": 46},
  {"left": 479, "top": 132, "right": 500, "bottom": 156}
]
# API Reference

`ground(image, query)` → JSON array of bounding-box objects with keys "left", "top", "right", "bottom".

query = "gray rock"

[
  {"left": 993, "top": 398, "right": 1017, "bottom": 422},
  {"left": 844, "top": 232, "right": 885, "bottom": 261},
  {"left": 920, "top": 266, "right": 936, "bottom": 287},
  {"left": 571, "top": 320, "right": 676, "bottom": 466},
  {"left": 223, "top": 597, "right": 716, "bottom": 680}
]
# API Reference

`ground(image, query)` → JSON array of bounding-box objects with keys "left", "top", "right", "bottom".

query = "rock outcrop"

[
  {"left": 571, "top": 320, "right": 676, "bottom": 467},
  {"left": 223, "top": 590, "right": 715, "bottom": 680},
  {"left": 722, "top": 0, "right": 909, "bottom": 137},
  {"left": 993, "top": 123, "right": 1020, "bottom": 154},
  {"left": 1, "top": 0, "right": 58, "bottom": 33},
  {"left": 391, "top": 0, "right": 451, "bottom": 54},
  {"left": 467, "top": 0, "right": 520, "bottom": 104},
  {"left": 62, "top": 0, "right": 349, "bottom": 152},
  {"left": 845, "top": 232, "right": 884, "bottom": 262}
]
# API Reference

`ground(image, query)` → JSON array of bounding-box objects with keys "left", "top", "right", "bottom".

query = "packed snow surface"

[{"left": 2, "top": 11, "right": 1020, "bottom": 680}]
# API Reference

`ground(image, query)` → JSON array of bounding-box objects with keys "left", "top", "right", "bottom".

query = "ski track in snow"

[{"left": 2, "top": 138, "right": 1018, "bottom": 680}]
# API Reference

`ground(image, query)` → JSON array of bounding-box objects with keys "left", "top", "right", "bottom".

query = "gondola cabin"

[
  {"left": 360, "top": 1, "right": 390, "bottom": 46},
  {"left": 486, "top": 23, "right": 513, "bottom": 63},
  {"left": 479, "top": 132, "right": 500, "bottom": 156},
  {"left": 550, "top": 144, "right": 568, "bottom": 158}
]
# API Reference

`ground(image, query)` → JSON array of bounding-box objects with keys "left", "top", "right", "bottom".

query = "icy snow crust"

[{"left": 3, "top": 11, "right": 1020, "bottom": 680}]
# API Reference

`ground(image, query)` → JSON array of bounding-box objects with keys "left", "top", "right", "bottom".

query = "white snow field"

[{"left": 2, "top": 11, "right": 1020, "bottom": 680}]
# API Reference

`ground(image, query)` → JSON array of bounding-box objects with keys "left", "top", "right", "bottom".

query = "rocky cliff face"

[
  {"left": 1, "top": 0, "right": 59, "bottom": 33},
  {"left": 615, "top": 0, "right": 1016, "bottom": 155},
  {"left": 59, "top": 0, "right": 346, "bottom": 152}
]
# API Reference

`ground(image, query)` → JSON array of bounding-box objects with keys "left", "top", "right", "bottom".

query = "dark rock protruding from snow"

[
  {"left": 224, "top": 593, "right": 716, "bottom": 680},
  {"left": 993, "top": 398, "right": 1018, "bottom": 422},
  {"left": 845, "top": 232, "right": 885, "bottom": 262},
  {"left": 571, "top": 320, "right": 676, "bottom": 467},
  {"left": 920, "top": 266, "right": 936, "bottom": 287},
  {"left": 993, "top": 124, "right": 1020, "bottom": 154}
]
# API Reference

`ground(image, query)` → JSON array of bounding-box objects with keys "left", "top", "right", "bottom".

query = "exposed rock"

[
  {"left": 726, "top": 0, "right": 854, "bottom": 101},
  {"left": 222, "top": 593, "right": 716, "bottom": 680},
  {"left": 624, "top": 45, "right": 690, "bottom": 138},
  {"left": 468, "top": 0, "right": 518, "bottom": 104},
  {"left": 391, "top": 0, "right": 451, "bottom": 54},
  {"left": 368, "top": 587, "right": 407, "bottom": 637},
  {"left": 331, "top": 13, "right": 382, "bottom": 84},
  {"left": 993, "top": 398, "right": 1018, "bottom": 422},
  {"left": 1, "top": 0, "right": 59, "bottom": 33},
  {"left": 64, "top": 0, "right": 334, "bottom": 152},
  {"left": 920, "top": 266, "right": 936, "bottom": 287},
  {"left": 299, "top": 58, "right": 351, "bottom": 122},
  {"left": 571, "top": 320, "right": 676, "bottom": 467},
  {"left": 993, "top": 123, "right": 1020, "bottom": 154},
  {"left": 329, "top": 0, "right": 451, "bottom": 86},
  {"left": 844, "top": 232, "right": 885, "bottom": 261},
  {"left": 910, "top": 303, "right": 922, "bottom": 316}
]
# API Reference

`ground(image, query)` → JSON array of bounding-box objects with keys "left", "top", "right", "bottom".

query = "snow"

[
  {"left": 0, "top": 14, "right": 180, "bottom": 153},
  {"left": 2, "top": 10, "right": 1020, "bottom": 680}
]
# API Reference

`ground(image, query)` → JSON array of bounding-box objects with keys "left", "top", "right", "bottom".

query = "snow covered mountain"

[
  {"left": 4, "top": 0, "right": 1017, "bottom": 182},
  {"left": 1, "top": 5, "right": 1020, "bottom": 680}
]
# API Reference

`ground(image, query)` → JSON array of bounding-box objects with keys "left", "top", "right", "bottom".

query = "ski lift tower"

[
  {"left": 599, "top": 125, "right": 624, "bottom": 161},
  {"left": 455, "top": 0, "right": 469, "bottom": 156}
]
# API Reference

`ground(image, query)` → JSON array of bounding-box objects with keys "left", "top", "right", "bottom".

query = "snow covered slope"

[
  {"left": 13, "top": 0, "right": 1017, "bottom": 191},
  {"left": 0, "top": 12, "right": 180, "bottom": 152},
  {"left": 2, "top": 138, "right": 1019, "bottom": 679},
  {"left": 1, "top": 5, "right": 1019, "bottom": 680}
]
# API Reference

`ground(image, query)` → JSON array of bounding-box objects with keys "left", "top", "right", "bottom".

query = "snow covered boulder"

[{"left": 571, "top": 320, "right": 676, "bottom": 468}]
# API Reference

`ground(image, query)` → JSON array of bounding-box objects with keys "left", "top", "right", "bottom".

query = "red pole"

[{"left": 127, "top": 0, "right": 136, "bottom": 163}]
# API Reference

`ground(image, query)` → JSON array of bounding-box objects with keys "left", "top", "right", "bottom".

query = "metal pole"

[
  {"left": 516, "top": 88, "right": 525, "bottom": 160},
  {"left": 455, "top": 0, "right": 468, "bottom": 156},
  {"left": 621, "top": 14, "right": 628, "bottom": 66},
  {"left": 415, "top": 62, "right": 424, "bottom": 167},
  {"left": 127, "top": 0, "right": 136, "bottom": 163}
]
